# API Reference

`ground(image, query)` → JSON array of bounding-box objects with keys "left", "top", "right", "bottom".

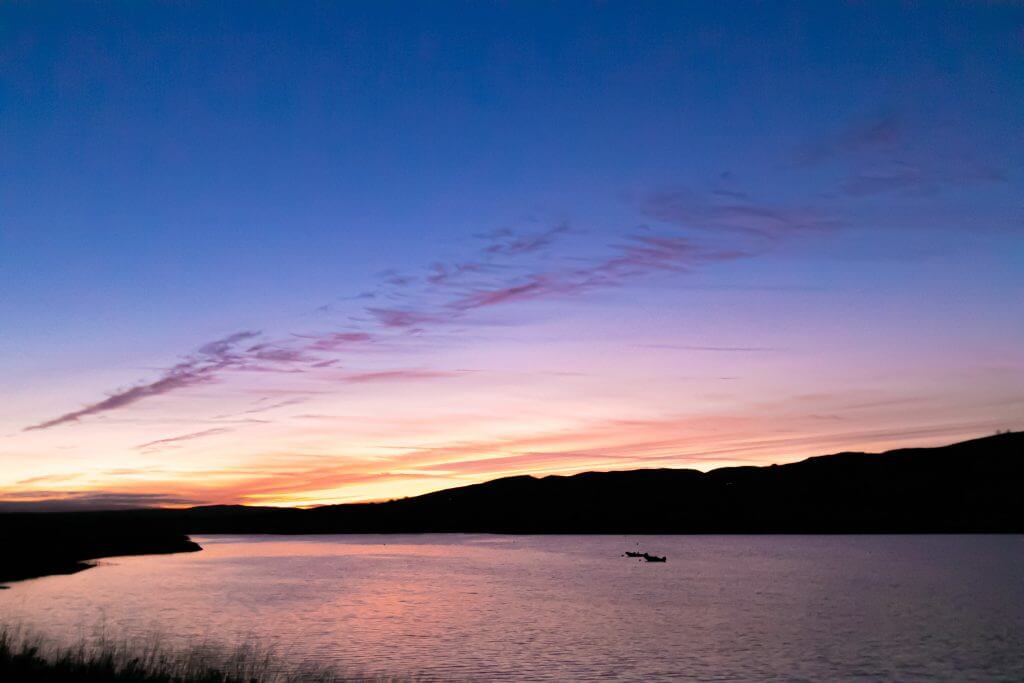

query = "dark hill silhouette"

[
  {"left": 158, "top": 430, "right": 1024, "bottom": 534},
  {"left": 293, "top": 431, "right": 1024, "bottom": 534},
  {"left": 2, "top": 432, "right": 1021, "bottom": 583}
]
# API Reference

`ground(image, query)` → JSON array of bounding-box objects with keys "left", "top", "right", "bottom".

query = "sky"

[{"left": 1, "top": 1, "right": 1022, "bottom": 509}]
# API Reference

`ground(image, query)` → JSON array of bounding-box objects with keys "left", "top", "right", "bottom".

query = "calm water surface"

[{"left": 2, "top": 535, "right": 1023, "bottom": 681}]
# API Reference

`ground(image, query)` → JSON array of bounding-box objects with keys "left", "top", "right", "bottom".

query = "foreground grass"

[{"left": 0, "top": 626, "right": 374, "bottom": 682}]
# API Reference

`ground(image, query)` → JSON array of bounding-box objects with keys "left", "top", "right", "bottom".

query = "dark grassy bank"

[
  {"left": 0, "top": 627, "right": 359, "bottom": 682},
  {"left": 0, "top": 521, "right": 200, "bottom": 585}
]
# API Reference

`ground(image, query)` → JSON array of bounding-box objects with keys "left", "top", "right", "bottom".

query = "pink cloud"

[
  {"left": 342, "top": 369, "right": 460, "bottom": 383},
  {"left": 136, "top": 427, "right": 233, "bottom": 451},
  {"left": 24, "top": 330, "right": 260, "bottom": 431}
]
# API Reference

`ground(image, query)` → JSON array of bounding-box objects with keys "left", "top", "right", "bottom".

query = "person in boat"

[{"left": 641, "top": 552, "right": 667, "bottom": 562}]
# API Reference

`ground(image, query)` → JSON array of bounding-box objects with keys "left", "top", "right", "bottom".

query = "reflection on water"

[{"left": 2, "top": 535, "right": 1023, "bottom": 680}]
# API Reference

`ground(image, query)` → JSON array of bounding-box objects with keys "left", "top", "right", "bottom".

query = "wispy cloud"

[
  {"left": 479, "top": 222, "right": 570, "bottom": 256},
  {"left": 14, "top": 473, "right": 84, "bottom": 487},
  {"left": 0, "top": 491, "right": 201, "bottom": 511},
  {"left": 642, "top": 344, "right": 780, "bottom": 352},
  {"left": 23, "top": 190, "right": 834, "bottom": 432},
  {"left": 136, "top": 427, "right": 233, "bottom": 451},
  {"left": 24, "top": 331, "right": 260, "bottom": 431},
  {"left": 798, "top": 112, "right": 1007, "bottom": 197},
  {"left": 841, "top": 158, "right": 1006, "bottom": 196},
  {"left": 239, "top": 397, "right": 308, "bottom": 415},
  {"left": 796, "top": 112, "right": 906, "bottom": 165},
  {"left": 640, "top": 187, "right": 841, "bottom": 242},
  {"left": 342, "top": 369, "right": 462, "bottom": 384},
  {"left": 364, "top": 214, "right": 798, "bottom": 332},
  {"left": 296, "top": 331, "right": 375, "bottom": 352},
  {"left": 366, "top": 307, "right": 451, "bottom": 329}
]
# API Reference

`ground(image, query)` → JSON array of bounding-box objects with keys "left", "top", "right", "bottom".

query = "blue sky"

[{"left": 1, "top": 1, "right": 1022, "bottom": 507}]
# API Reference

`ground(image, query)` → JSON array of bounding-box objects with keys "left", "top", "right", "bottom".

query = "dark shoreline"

[
  {"left": 3, "top": 431, "right": 1021, "bottom": 585},
  {"left": 0, "top": 531, "right": 201, "bottom": 586}
]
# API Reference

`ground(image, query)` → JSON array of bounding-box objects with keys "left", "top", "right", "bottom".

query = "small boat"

[{"left": 623, "top": 550, "right": 667, "bottom": 562}]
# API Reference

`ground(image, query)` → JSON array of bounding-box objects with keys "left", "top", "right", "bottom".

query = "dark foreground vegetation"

[
  {"left": 0, "top": 627, "right": 354, "bottom": 682},
  {"left": 2, "top": 432, "right": 1021, "bottom": 584}
]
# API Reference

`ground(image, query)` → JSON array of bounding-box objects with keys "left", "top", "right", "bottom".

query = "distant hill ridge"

[
  {"left": 169, "top": 430, "right": 1023, "bottom": 533},
  {"left": 3, "top": 432, "right": 1021, "bottom": 584}
]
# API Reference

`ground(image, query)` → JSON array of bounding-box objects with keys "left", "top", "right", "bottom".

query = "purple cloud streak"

[
  {"left": 23, "top": 187, "right": 839, "bottom": 431},
  {"left": 23, "top": 331, "right": 260, "bottom": 431},
  {"left": 136, "top": 427, "right": 233, "bottom": 451}
]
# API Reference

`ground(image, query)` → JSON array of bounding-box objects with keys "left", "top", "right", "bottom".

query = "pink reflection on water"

[{"left": 2, "top": 535, "right": 1023, "bottom": 680}]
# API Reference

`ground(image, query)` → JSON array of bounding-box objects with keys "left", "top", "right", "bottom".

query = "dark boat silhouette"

[{"left": 623, "top": 550, "right": 666, "bottom": 562}]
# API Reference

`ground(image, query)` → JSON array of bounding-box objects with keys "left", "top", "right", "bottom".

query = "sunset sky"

[{"left": 2, "top": 2, "right": 1022, "bottom": 509}]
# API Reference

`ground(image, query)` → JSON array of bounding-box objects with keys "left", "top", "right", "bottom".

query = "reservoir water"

[{"left": 1, "top": 534, "right": 1022, "bottom": 680}]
